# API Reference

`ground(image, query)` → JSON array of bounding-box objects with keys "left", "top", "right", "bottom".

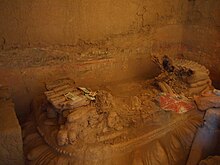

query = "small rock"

[{"left": 57, "top": 129, "right": 68, "bottom": 146}]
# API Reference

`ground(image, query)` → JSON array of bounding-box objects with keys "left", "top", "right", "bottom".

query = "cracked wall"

[
  {"left": 0, "top": 0, "right": 138, "bottom": 46},
  {"left": 0, "top": 0, "right": 188, "bottom": 47}
]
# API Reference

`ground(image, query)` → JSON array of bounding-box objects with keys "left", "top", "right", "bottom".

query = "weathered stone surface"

[{"left": 0, "top": 98, "right": 24, "bottom": 165}]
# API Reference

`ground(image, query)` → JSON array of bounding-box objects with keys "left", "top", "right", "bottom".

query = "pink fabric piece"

[
  {"left": 193, "top": 89, "right": 220, "bottom": 111},
  {"left": 194, "top": 95, "right": 220, "bottom": 111},
  {"left": 158, "top": 93, "right": 196, "bottom": 113}
]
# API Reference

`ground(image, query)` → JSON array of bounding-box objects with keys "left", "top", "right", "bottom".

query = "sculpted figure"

[{"left": 22, "top": 56, "right": 213, "bottom": 165}]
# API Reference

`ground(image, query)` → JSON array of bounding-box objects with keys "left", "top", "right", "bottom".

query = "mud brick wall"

[{"left": 0, "top": 86, "right": 24, "bottom": 165}]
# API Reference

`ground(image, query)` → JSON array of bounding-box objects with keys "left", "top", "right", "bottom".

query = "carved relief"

[{"left": 22, "top": 57, "right": 212, "bottom": 165}]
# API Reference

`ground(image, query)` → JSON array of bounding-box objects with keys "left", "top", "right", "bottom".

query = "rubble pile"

[
  {"left": 154, "top": 55, "right": 212, "bottom": 97},
  {"left": 43, "top": 78, "right": 103, "bottom": 145}
]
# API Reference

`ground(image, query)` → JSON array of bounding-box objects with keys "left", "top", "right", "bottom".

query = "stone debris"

[
  {"left": 78, "top": 87, "right": 97, "bottom": 101},
  {"left": 43, "top": 79, "right": 101, "bottom": 146},
  {"left": 131, "top": 96, "right": 142, "bottom": 110},
  {"left": 152, "top": 55, "right": 214, "bottom": 113},
  {"left": 158, "top": 81, "right": 174, "bottom": 95},
  {"left": 44, "top": 79, "right": 96, "bottom": 111},
  {"left": 107, "top": 111, "right": 123, "bottom": 130},
  {"left": 45, "top": 87, "right": 90, "bottom": 111},
  {"left": 56, "top": 104, "right": 100, "bottom": 146},
  {"left": 154, "top": 55, "right": 212, "bottom": 97},
  {"left": 57, "top": 129, "right": 69, "bottom": 146},
  {"left": 213, "top": 89, "right": 220, "bottom": 96}
]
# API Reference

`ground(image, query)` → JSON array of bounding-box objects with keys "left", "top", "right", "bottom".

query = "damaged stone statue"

[{"left": 22, "top": 55, "right": 219, "bottom": 165}]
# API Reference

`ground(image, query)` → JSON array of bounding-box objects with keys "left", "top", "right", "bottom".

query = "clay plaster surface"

[{"left": 0, "top": 0, "right": 187, "bottom": 47}]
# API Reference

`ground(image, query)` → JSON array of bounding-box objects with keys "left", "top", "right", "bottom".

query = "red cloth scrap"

[{"left": 158, "top": 93, "right": 196, "bottom": 113}]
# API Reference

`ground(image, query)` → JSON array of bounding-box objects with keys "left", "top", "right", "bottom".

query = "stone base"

[{"left": 0, "top": 87, "right": 24, "bottom": 165}]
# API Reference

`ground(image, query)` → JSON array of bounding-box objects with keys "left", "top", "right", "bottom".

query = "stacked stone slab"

[{"left": 0, "top": 86, "right": 24, "bottom": 165}]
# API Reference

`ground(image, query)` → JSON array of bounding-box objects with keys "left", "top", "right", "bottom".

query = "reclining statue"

[{"left": 22, "top": 55, "right": 218, "bottom": 165}]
